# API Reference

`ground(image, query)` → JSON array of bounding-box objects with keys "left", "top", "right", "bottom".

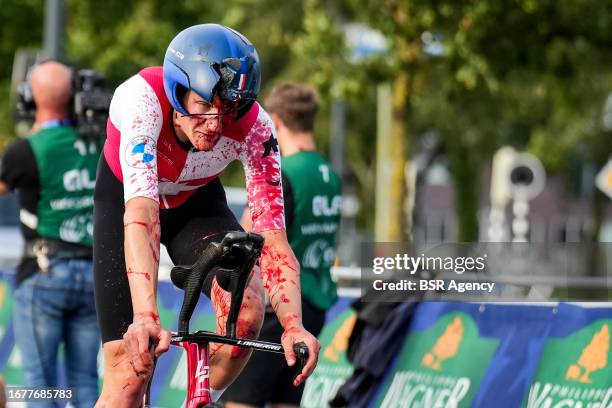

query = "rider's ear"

[{"left": 173, "top": 111, "right": 183, "bottom": 128}]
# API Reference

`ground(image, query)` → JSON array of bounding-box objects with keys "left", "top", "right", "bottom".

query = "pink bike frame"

[{"left": 178, "top": 340, "right": 212, "bottom": 408}]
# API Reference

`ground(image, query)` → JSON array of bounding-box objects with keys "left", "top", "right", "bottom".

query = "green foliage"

[
  {"left": 0, "top": 0, "right": 611, "bottom": 239},
  {"left": 68, "top": 1, "right": 173, "bottom": 86},
  {"left": 0, "top": 0, "right": 44, "bottom": 145}
]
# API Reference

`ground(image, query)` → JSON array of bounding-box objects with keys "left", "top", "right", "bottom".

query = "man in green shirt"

[
  {"left": 224, "top": 83, "right": 342, "bottom": 408},
  {"left": 0, "top": 61, "right": 100, "bottom": 407}
]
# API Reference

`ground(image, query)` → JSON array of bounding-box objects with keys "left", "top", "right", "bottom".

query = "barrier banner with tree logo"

[
  {"left": 301, "top": 301, "right": 355, "bottom": 408},
  {"left": 523, "top": 303, "right": 612, "bottom": 408},
  {"left": 372, "top": 302, "right": 560, "bottom": 408},
  {"left": 373, "top": 304, "right": 499, "bottom": 408}
]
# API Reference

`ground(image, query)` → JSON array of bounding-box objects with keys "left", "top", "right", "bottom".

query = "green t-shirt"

[
  {"left": 283, "top": 152, "right": 342, "bottom": 310},
  {"left": 28, "top": 126, "right": 98, "bottom": 246}
]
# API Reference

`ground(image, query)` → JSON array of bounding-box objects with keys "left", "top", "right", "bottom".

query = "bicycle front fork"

[
  {"left": 181, "top": 341, "right": 213, "bottom": 408},
  {"left": 142, "top": 341, "right": 212, "bottom": 408}
]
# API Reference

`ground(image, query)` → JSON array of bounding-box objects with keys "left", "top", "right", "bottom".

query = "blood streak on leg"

[
  {"left": 212, "top": 279, "right": 231, "bottom": 334},
  {"left": 230, "top": 318, "right": 259, "bottom": 359},
  {"left": 211, "top": 275, "right": 263, "bottom": 359}
]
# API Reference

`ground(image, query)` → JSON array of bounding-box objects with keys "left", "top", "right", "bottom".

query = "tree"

[
  {"left": 289, "top": 0, "right": 612, "bottom": 241},
  {"left": 0, "top": 0, "right": 44, "bottom": 149}
]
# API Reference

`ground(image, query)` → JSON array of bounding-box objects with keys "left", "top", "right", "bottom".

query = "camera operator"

[{"left": 0, "top": 60, "right": 100, "bottom": 407}]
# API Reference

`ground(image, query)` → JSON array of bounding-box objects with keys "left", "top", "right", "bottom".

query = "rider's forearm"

[
  {"left": 124, "top": 197, "right": 161, "bottom": 319},
  {"left": 271, "top": 276, "right": 303, "bottom": 330},
  {"left": 259, "top": 230, "right": 303, "bottom": 330}
]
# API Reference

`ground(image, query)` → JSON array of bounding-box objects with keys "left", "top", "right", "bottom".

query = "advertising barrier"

[
  {"left": 523, "top": 304, "right": 612, "bottom": 408},
  {"left": 372, "top": 302, "right": 612, "bottom": 408},
  {"left": 2, "top": 270, "right": 611, "bottom": 408}
]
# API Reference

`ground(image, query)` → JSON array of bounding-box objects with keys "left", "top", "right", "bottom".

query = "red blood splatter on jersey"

[
  {"left": 131, "top": 118, "right": 143, "bottom": 130},
  {"left": 241, "top": 117, "right": 284, "bottom": 232},
  {"left": 109, "top": 71, "right": 282, "bottom": 228},
  {"left": 127, "top": 268, "right": 151, "bottom": 281}
]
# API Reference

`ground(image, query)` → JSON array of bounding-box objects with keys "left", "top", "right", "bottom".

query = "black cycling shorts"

[
  {"left": 93, "top": 156, "right": 242, "bottom": 343},
  {"left": 221, "top": 299, "right": 326, "bottom": 406}
]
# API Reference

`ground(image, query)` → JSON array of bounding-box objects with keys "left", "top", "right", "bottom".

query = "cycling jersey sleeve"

[
  {"left": 111, "top": 75, "right": 163, "bottom": 204},
  {"left": 239, "top": 110, "right": 285, "bottom": 232}
]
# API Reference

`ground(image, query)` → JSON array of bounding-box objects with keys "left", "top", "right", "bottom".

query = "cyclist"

[{"left": 93, "top": 24, "right": 320, "bottom": 407}]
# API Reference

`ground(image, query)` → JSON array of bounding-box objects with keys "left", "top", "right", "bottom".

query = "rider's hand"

[
  {"left": 281, "top": 325, "right": 321, "bottom": 387},
  {"left": 122, "top": 313, "right": 171, "bottom": 377}
]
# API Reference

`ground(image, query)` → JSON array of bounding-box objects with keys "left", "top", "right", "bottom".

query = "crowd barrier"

[{"left": 1, "top": 270, "right": 611, "bottom": 407}]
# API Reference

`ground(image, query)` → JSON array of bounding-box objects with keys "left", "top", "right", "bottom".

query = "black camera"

[
  {"left": 14, "top": 64, "right": 112, "bottom": 144},
  {"left": 72, "top": 69, "right": 113, "bottom": 143}
]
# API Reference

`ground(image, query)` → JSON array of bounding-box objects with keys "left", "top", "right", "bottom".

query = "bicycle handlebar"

[
  {"left": 170, "top": 232, "right": 309, "bottom": 382},
  {"left": 171, "top": 331, "right": 310, "bottom": 384},
  {"left": 171, "top": 231, "right": 264, "bottom": 336},
  {"left": 292, "top": 342, "right": 309, "bottom": 383}
]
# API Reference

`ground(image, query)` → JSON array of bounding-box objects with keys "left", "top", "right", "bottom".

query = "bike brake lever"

[{"left": 292, "top": 342, "right": 309, "bottom": 385}]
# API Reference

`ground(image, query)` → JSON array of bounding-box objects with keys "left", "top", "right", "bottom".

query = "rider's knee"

[
  {"left": 101, "top": 343, "right": 151, "bottom": 401},
  {"left": 237, "top": 295, "right": 264, "bottom": 338}
]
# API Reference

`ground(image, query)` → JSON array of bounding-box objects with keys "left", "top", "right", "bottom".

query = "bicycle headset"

[{"left": 162, "top": 23, "right": 260, "bottom": 120}]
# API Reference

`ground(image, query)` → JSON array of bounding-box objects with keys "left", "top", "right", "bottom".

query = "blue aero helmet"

[{"left": 163, "top": 24, "right": 260, "bottom": 118}]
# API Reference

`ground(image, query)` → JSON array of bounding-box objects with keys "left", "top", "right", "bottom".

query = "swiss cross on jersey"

[{"left": 262, "top": 133, "right": 278, "bottom": 158}]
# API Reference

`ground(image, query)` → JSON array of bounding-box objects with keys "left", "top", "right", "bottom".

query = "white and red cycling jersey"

[{"left": 103, "top": 66, "right": 284, "bottom": 232}]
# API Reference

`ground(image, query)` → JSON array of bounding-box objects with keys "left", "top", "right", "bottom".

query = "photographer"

[{"left": 0, "top": 60, "right": 100, "bottom": 407}]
